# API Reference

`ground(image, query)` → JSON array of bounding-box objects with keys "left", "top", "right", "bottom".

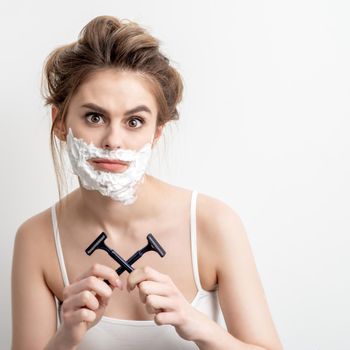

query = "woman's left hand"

[{"left": 127, "top": 266, "right": 207, "bottom": 341}]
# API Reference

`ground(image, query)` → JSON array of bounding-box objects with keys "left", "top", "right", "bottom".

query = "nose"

[{"left": 101, "top": 125, "right": 124, "bottom": 150}]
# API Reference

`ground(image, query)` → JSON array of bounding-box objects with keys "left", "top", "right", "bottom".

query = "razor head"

[
  {"left": 85, "top": 232, "right": 107, "bottom": 256},
  {"left": 147, "top": 234, "right": 166, "bottom": 257}
]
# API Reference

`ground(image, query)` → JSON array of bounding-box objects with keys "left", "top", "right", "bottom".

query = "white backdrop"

[{"left": 1, "top": 1, "right": 349, "bottom": 349}]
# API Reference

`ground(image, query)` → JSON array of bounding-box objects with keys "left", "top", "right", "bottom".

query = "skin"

[{"left": 11, "top": 69, "right": 283, "bottom": 350}]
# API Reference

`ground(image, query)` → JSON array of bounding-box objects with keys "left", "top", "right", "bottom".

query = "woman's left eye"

[
  {"left": 128, "top": 117, "right": 144, "bottom": 128},
  {"left": 85, "top": 113, "right": 104, "bottom": 124}
]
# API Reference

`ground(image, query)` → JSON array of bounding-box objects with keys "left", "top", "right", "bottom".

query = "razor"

[{"left": 85, "top": 232, "right": 166, "bottom": 284}]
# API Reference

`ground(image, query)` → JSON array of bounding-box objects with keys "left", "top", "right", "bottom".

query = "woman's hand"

[
  {"left": 127, "top": 266, "right": 207, "bottom": 342},
  {"left": 57, "top": 263, "right": 123, "bottom": 347}
]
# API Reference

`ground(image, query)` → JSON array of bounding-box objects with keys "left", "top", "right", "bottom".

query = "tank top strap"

[
  {"left": 190, "top": 190, "right": 205, "bottom": 292},
  {"left": 51, "top": 204, "right": 70, "bottom": 287}
]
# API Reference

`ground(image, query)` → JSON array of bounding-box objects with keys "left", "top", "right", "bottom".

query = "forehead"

[{"left": 69, "top": 69, "right": 158, "bottom": 114}]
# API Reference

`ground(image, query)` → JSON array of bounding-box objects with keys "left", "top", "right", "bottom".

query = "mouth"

[{"left": 89, "top": 158, "right": 130, "bottom": 172}]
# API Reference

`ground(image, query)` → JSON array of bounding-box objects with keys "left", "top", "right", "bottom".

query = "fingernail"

[{"left": 116, "top": 279, "right": 123, "bottom": 290}]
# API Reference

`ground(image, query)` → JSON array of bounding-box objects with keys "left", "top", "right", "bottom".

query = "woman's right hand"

[{"left": 57, "top": 263, "right": 123, "bottom": 347}]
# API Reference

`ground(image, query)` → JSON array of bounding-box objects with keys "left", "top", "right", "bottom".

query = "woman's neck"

[{"left": 69, "top": 175, "right": 162, "bottom": 235}]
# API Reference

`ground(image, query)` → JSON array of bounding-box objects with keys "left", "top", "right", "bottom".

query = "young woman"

[{"left": 11, "top": 15, "right": 283, "bottom": 350}]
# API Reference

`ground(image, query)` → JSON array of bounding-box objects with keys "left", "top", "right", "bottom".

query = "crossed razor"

[{"left": 85, "top": 232, "right": 166, "bottom": 284}]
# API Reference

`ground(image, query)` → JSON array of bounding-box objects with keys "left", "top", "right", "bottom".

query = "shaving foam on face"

[{"left": 66, "top": 128, "right": 153, "bottom": 205}]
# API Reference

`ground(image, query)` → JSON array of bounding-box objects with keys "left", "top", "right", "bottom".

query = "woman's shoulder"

[
  {"left": 158, "top": 178, "right": 246, "bottom": 244},
  {"left": 155, "top": 178, "right": 244, "bottom": 232},
  {"left": 14, "top": 205, "right": 55, "bottom": 258},
  {"left": 16, "top": 206, "right": 52, "bottom": 235},
  {"left": 196, "top": 191, "right": 247, "bottom": 247},
  {"left": 194, "top": 191, "right": 249, "bottom": 288}
]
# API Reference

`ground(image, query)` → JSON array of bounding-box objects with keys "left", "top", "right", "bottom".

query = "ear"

[
  {"left": 51, "top": 105, "right": 67, "bottom": 141},
  {"left": 152, "top": 125, "right": 164, "bottom": 146}
]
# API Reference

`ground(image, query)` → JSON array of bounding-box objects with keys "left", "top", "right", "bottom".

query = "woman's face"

[{"left": 54, "top": 69, "right": 161, "bottom": 172}]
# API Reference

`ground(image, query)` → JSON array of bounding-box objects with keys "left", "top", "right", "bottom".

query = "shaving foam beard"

[{"left": 65, "top": 128, "right": 153, "bottom": 205}]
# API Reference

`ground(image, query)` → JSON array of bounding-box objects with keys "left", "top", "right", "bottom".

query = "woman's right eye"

[{"left": 85, "top": 112, "right": 105, "bottom": 125}]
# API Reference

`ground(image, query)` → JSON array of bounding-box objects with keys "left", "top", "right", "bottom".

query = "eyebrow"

[{"left": 80, "top": 103, "right": 152, "bottom": 116}]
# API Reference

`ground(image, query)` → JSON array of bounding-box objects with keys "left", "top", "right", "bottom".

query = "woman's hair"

[{"left": 41, "top": 15, "right": 183, "bottom": 199}]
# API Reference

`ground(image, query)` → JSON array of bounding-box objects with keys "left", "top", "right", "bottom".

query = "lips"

[
  {"left": 91, "top": 158, "right": 129, "bottom": 165},
  {"left": 90, "top": 158, "right": 130, "bottom": 172}
]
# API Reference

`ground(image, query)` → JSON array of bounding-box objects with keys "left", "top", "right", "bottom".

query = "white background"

[{"left": 1, "top": 1, "right": 349, "bottom": 349}]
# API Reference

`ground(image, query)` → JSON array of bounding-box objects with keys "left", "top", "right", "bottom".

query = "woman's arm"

[
  {"left": 11, "top": 216, "right": 123, "bottom": 350},
  {"left": 11, "top": 218, "right": 71, "bottom": 350},
  {"left": 127, "top": 194, "right": 283, "bottom": 349},
  {"left": 194, "top": 195, "right": 283, "bottom": 350}
]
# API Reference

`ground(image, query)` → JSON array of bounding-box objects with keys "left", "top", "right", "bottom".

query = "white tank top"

[{"left": 51, "top": 190, "right": 226, "bottom": 349}]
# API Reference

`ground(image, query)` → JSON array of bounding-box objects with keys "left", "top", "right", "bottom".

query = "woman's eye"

[
  {"left": 85, "top": 113, "right": 104, "bottom": 124},
  {"left": 128, "top": 117, "right": 144, "bottom": 128}
]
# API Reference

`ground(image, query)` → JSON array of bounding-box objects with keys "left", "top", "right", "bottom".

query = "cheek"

[
  {"left": 65, "top": 114, "right": 94, "bottom": 139},
  {"left": 129, "top": 135, "right": 153, "bottom": 151},
  {"left": 66, "top": 125, "right": 99, "bottom": 146},
  {"left": 130, "top": 125, "right": 157, "bottom": 147}
]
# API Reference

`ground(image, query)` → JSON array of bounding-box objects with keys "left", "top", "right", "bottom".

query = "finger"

[
  {"left": 138, "top": 281, "right": 173, "bottom": 304},
  {"left": 76, "top": 263, "right": 122, "bottom": 288},
  {"left": 62, "top": 308, "right": 97, "bottom": 326},
  {"left": 62, "top": 291, "right": 99, "bottom": 313},
  {"left": 64, "top": 275, "right": 114, "bottom": 306},
  {"left": 146, "top": 303, "right": 161, "bottom": 314},
  {"left": 128, "top": 266, "right": 170, "bottom": 292},
  {"left": 154, "top": 311, "right": 182, "bottom": 326},
  {"left": 145, "top": 295, "right": 174, "bottom": 314}
]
